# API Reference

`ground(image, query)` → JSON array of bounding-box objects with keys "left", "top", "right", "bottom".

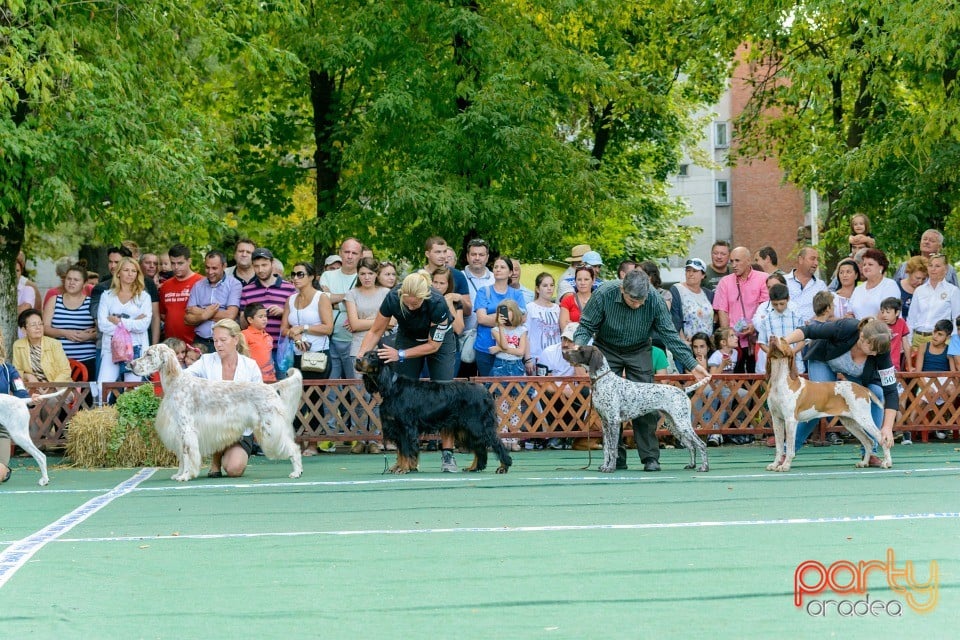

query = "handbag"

[
  {"left": 459, "top": 328, "right": 477, "bottom": 363},
  {"left": 300, "top": 351, "right": 329, "bottom": 373},
  {"left": 111, "top": 321, "right": 134, "bottom": 364}
]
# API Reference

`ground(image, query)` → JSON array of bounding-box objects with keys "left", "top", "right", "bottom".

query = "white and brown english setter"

[{"left": 129, "top": 344, "right": 303, "bottom": 481}]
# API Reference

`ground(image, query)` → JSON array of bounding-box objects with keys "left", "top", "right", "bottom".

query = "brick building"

[{"left": 665, "top": 48, "right": 811, "bottom": 283}]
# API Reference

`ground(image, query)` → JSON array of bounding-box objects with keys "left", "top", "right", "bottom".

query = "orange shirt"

[{"left": 242, "top": 326, "right": 276, "bottom": 382}]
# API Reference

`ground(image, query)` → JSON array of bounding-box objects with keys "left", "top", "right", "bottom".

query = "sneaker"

[
  {"left": 867, "top": 455, "right": 884, "bottom": 468},
  {"left": 385, "top": 441, "right": 397, "bottom": 451},
  {"left": 366, "top": 441, "right": 384, "bottom": 454},
  {"left": 441, "top": 450, "right": 459, "bottom": 473},
  {"left": 707, "top": 434, "right": 722, "bottom": 447},
  {"left": 765, "top": 436, "right": 777, "bottom": 448},
  {"left": 546, "top": 438, "right": 565, "bottom": 450},
  {"left": 826, "top": 432, "right": 843, "bottom": 445},
  {"left": 901, "top": 432, "right": 913, "bottom": 446},
  {"left": 934, "top": 431, "right": 947, "bottom": 440},
  {"left": 350, "top": 441, "right": 366, "bottom": 454}
]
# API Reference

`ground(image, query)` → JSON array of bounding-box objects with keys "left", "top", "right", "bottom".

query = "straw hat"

[{"left": 565, "top": 244, "right": 592, "bottom": 263}]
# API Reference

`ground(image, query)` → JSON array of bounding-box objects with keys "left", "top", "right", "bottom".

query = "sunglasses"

[
  {"left": 467, "top": 239, "right": 488, "bottom": 248},
  {"left": 290, "top": 271, "right": 309, "bottom": 278}
]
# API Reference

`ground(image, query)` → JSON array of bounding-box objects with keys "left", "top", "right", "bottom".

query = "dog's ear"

[{"left": 588, "top": 346, "right": 604, "bottom": 372}]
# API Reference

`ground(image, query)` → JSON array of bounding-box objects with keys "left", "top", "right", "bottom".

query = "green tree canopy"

[{"left": 736, "top": 0, "right": 960, "bottom": 268}]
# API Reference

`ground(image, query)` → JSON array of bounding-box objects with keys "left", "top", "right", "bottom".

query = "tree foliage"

[
  {"left": 1, "top": 1, "right": 228, "bottom": 338},
  {"left": 736, "top": 0, "right": 960, "bottom": 268},
  {"left": 209, "top": 0, "right": 746, "bottom": 268}
]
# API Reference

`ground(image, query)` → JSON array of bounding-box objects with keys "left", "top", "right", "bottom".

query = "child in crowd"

[
  {"left": 949, "top": 316, "right": 960, "bottom": 370},
  {"left": 689, "top": 332, "right": 712, "bottom": 433},
  {"left": 755, "top": 283, "right": 805, "bottom": 374},
  {"left": 184, "top": 342, "right": 205, "bottom": 367},
  {"left": 490, "top": 299, "right": 528, "bottom": 451},
  {"left": 705, "top": 327, "right": 750, "bottom": 445},
  {"left": 848, "top": 213, "right": 876, "bottom": 254},
  {"left": 878, "top": 297, "right": 912, "bottom": 372},
  {"left": 242, "top": 303, "right": 276, "bottom": 382},
  {"left": 810, "top": 290, "right": 836, "bottom": 325},
  {"left": 690, "top": 332, "right": 711, "bottom": 371},
  {"left": 915, "top": 318, "right": 957, "bottom": 440},
  {"left": 709, "top": 326, "right": 738, "bottom": 374},
  {"left": 163, "top": 337, "right": 187, "bottom": 367}
]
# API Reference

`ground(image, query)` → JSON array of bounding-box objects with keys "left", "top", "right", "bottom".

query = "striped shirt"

[
  {"left": 240, "top": 276, "right": 297, "bottom": 343},
  {"left": 50, "top": 295, "right": 98, "bottom": 361},
  {"left": 573, "top": 280, "right": 698, "bottom": 371}
]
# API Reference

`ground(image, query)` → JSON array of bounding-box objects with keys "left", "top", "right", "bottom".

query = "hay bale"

[
  {"left": 66, "top": 407, "right": 120, "bottom": 467},
  {"left": 117, "top": 425, "right": 177, "bottom": 467},
  {"left": 65, "top": 385, "right": 176, "bottom": 468}
]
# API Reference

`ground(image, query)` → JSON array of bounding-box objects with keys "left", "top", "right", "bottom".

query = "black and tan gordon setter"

[{"left": 355, "top": 352, "right": 512, "bottom": 474}]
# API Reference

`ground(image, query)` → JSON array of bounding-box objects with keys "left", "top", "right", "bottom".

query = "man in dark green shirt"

[{"left": 573, "top": 270, "right": 709, "bottom": 471}]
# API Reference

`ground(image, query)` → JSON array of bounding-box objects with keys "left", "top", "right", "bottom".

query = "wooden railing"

[{"left": 23, "top": 371, "right": 960, "bottom": 450}]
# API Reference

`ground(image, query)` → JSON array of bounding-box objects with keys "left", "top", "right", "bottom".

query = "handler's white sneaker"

[{"left": 441, "top": 450, "right": 459, "bottom": 473}]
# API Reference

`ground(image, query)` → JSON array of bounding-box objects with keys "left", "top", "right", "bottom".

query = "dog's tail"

[
  {"left": 21, "top": 387, "right": 69, "bottom": 405},
  {"left": 683, "top": 375, "right": 711, "bottom": 396},
  {"left": 273, "top": 369, "right": 305, "bottom": 422}
]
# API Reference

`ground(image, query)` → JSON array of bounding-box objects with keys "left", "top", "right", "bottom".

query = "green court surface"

[{"left": 2, "top": 444, "right": 958, "bottom": 640}]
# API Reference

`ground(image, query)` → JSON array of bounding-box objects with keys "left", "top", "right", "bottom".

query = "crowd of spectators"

[{"left": 5, "top": 220, "right": 959, "bottom": 477}]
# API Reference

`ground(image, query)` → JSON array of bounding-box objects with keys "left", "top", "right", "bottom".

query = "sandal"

[
  {"left": 1, "top": 466, "right": 11, "bottom": 483},
  {"left": 206, "top": 470, "right": 223, "bottom": 478}
]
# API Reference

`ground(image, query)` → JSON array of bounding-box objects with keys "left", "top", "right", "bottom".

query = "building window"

[
  {"left": 715, "top": 121, "right": 729, "bottom": 148},
  {"left": 715, "top": 179, "right": 730, "bottom": 205},
  {"left": 678, "top": 163, "right": 689, "bottom": 177}
]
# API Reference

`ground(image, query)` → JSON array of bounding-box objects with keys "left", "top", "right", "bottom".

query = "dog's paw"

[
  {"left": 172, "top": 473, "right": 190, "bottom": 482},
  {"left": 854, "top": 461, "right": 868, "bottom": 468},
  {"left": 598, "top": 464, "right": 616, "bottom": 473},
  {"left": 289, "top": 471, "right": 302, "bottom": 478},
  {"left": 766, "top": 463, "right": 779, "bottom": 471},
  {"left": 495, "top": 464, "right": 509, "bottom": 474},
  {"left": 683, "top": 463, "right": 695, "bottom": 470},
  {"left": 38, "top": 477, "right": 49, "bottom": 487},
  {"left": 881, "top": 460, "right": 893, "bottom": 469},
  {"left": 697, "top": 464, "right": 709, "bottom": 472}
]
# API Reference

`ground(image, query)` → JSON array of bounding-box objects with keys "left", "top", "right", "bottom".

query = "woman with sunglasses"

[
  {"left": 669, "top": 258, "right": 715, "bottom": 348},
  {"left": 281, "top": 262, "right": 334, "bottom": 456}
]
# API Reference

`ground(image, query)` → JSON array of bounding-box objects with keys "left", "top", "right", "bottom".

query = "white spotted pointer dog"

[
  {"left": 765, "top": 336, "right": 892, "bottom": 472},
  {"left": 562, "top": 344, "right": 711, "bottom": 472}
]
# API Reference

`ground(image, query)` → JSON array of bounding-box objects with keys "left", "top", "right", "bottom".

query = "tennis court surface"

[{"left": 2, "top": 443, "right": 957, "bottom": 639}]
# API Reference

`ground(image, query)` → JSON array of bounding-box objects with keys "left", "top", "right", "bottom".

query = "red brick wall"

[{"left": 728, "top": 46, "right": 807, "bottom": 269}]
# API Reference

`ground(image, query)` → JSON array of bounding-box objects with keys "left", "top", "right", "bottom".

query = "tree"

[
  {"left": 1, "top": 1, "right": 228, "bottom": 342},
  {"left": 210, "top": 0, "right": 747, "bottom": 268},
  {"left": 735, "top": 0, "right": 960, "bottom": 270}
]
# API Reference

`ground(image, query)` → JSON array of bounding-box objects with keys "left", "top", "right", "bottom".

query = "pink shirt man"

[{"left": 713, "top": 248, "right": 770, "bottom": 348}]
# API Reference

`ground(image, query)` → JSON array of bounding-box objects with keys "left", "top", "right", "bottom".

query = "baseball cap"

[
  {"left": 582, "top": 251, "right": 603, "bottom": 266},
  {"left": 561, "top": 322, "right": 579, "bottom": 341},
  {"left": 251, "top": 248, "right": 274, "bottom": 261},
  {"left": 324, "top": 254, "right": 342, "bottom": 267},
  {"left": 685, "top": 258, "right": 707, "bottom": 273}
]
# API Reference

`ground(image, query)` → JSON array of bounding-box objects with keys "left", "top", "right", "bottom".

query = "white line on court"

[
  {"left": 39, "top": 511, "right": 960, "bottom": 544},
  {"left": 0, "top": 468, "right": 156, "bottom": 589},
  {"left": 4, "top": 465, "right": 958, "bottom": 496}
]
